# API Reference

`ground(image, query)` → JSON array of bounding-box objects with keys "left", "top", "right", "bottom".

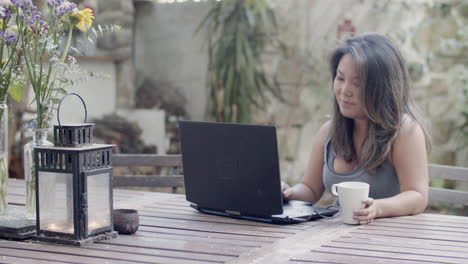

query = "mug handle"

[{"left": 331, "top": 184, "right": 339, "bottom": 197}]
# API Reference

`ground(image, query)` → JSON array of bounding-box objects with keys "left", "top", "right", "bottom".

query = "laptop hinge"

[{"left": 225, "top": 210, "right": 241, "bottom": 215}]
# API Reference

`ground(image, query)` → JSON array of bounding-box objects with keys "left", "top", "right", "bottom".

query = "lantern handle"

[{"left": 57, "top": 93, "right": 88, "bottom": 128}]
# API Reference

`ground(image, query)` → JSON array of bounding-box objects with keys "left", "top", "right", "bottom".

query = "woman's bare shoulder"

[
  {"left": 393, "top": 114, "right": 426, "bottom": 153},
  {"left": 316, "top": 120, "right": 332, "bottom": 147},
  {"left": 398, "top": 114, "right": 424, "bottom": 138}
]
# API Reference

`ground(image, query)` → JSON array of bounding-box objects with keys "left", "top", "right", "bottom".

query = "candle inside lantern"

[
  {"left": 48, "top": 223, "right": 58, "bottom": 231},
  {"left": 47, "top": 223, "right": 74, "bottom": 234},
  {"left": 88, "top": 222, "right": 98, "bottom": 229}
]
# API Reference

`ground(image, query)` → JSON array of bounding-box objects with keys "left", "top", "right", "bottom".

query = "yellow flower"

[{"left": 71, "top": 8, "right": 94, "bottom": 32}]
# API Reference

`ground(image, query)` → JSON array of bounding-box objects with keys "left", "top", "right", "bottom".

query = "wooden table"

[{"left": 3, "top": 179, "right": 468, "bottom": 264}]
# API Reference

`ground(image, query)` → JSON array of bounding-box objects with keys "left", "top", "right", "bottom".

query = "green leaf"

[
  {"left": 224, "top": 66, "right": 234, "bottom": 110},
  {"left": 235, "top": 27, "right": 244, "bottom": 72},
  {"left": 50, "top": 98, "right": 61, "bottom": 105},
  {"left": 52, "top": 88, "right": 67, "bottom": 95},
  {"left": 57, "top": 78, "right": 69, "bottom": 84},
  {"left": 8, "top": 79, "right": 23, "bottom": 102},
  {"left": 195, "top": 6, "right": 218, "bottom": 35}
]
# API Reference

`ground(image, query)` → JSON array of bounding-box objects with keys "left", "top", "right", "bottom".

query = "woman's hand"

[
  {"left": 353, "top": 198, "right": 378, "bottom": 225},
  {"left": 281, "top": 181, "right": 293, "bottom": 199}
]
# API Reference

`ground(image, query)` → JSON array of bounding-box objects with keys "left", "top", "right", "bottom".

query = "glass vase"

[
  {"left": 0, "top": 101, "right": 8, "bottom": 215},
  {"left": 24, "top": 128, "right": 53, "bottom": 216}
]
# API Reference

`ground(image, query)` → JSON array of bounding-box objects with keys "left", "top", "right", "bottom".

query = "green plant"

[{"left": 198, "top": 0, "right": 283, "bottom": 123}]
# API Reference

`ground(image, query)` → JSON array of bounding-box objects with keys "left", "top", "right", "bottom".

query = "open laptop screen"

[{"left": 179, "top": 121, "right": 283, "bottom": 217}]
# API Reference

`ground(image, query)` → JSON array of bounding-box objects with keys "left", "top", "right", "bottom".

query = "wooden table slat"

[
  {"left": 138, "top": 225, "right": 278, "bottom": 243},
  {"left": 100, "top": 235, "right": 244, "bottom": 256},
  {"left": 0, "top": 255, "right": 69, "bottom": 264},
  {"left": 0, "top": 241, "right": 220, "bottom": 264},
  {"left": 335, "top": 234, "right": 468, "bottom": 252},
  {"left": 136, "top": 229, "right": 270, "bottom": 247},
  {"left": 374, "top": 218, "right": 468, "bottom": 230},
  {"left": 292, "top": 251, "right": 448, "bottom": 264},
  {"left": 306, "top": 248, "right": 461, "bottom": 264},
  {"left": 389, "top": 213, "right": 468, "bottom": 224},
  {"left": 366, "top": 224, "right": 468, "bottom": 236},
  {"left": 139, "top": 211, "right": 308, "bottom": 231},
  {"left": 0, "top": 247, "right": 137, "bottom": 264},
  {"left": 139, "top": 216, "right": 294, "bottom": 237},
  {"left": 353, "top": 225, "right": 468, "bottom": 241},
  {"left": 325, "top": 241, "right": 468, "bottom": 259},
  {"left": 87, "top": 242, "right": 235, "bottom": 263}
]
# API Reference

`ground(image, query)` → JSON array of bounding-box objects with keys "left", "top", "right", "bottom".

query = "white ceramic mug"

[{"left": 331, "top": 182, "right": 369, "bottom": 224}]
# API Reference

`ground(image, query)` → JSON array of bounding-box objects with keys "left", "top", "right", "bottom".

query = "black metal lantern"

[{"left": 33, "top": 93, "right": 117, "bottom": 245}]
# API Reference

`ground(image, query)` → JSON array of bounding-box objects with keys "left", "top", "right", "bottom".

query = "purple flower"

[
  {"left": 11, "top": 0, "right": 30, "bottom": 7},
  {"left": 27, "top": 10, "right": 41, "bottom": 25},
  {"left": 11, "top": 0, "right": 41, "bottom": 25},
  {"left": 55, "top": 1, "right": 76, "bottom": 17},
  {"left": 25, "top": 120, "right": 37, "bottom": 129},
  {"left": 10, "top": 0, "right": 21, "bottom": 6},
  {"left": 5, "top": 33, "right": 15, "bottom": 44},
  {"left": 1, "top": 29, "right": 16, "bottom": 44},
  {"left": 47, "top": 0, "right": 65, "bottom": 7},
  {"left": 3, "top": 8, "right": 11, "bottom": 18},
  {"left": 0, "top": 6, "right": 10, "bottom": 19}
]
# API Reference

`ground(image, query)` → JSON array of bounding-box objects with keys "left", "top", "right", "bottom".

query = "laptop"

[{"left": 178, "top": 121, "right": 338, "bottom": 224}]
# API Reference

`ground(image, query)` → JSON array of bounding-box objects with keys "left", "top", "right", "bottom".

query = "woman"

[{"left": 282, "top": 33, "right": 430, "bottom": 225}]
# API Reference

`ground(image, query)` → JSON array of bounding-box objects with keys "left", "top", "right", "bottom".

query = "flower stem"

[
  {"left": 60, "top": 25, "right": 74, "bottom": 63},
  {"left": 0, "top": 155, "right": 8, "bottom": 215},
  {"left": 26, "top": 164, "right": 35, "bottom": 215}
]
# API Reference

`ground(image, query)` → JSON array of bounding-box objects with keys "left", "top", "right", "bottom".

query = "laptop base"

[{"left": 190, "top": 202, "right": 338, "bottom": 225}]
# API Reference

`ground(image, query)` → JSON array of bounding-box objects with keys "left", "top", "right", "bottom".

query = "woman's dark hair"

[{"left": 329, "top": 33, "right": 430, "bottom": 173}]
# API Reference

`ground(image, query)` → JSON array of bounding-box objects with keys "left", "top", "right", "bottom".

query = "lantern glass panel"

[
  {"left": 87, "top": 172, "right": 111, "bottom": 234},
  {"left": 39, "top": 171, "right": 74, "bottom": 234}
]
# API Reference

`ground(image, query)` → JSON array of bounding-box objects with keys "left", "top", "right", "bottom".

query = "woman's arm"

[
  {"left": 354, "top": 118, "right": 428, "bottom": 223},
  {"left": 282, "top": 121, "right": 330, "bottom": 204}
]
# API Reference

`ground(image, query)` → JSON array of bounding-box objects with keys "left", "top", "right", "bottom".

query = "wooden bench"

[
  {"left": 428, "top": 164, "right": 468, "bottom": 206},
  {"left": 112, "top": 154, "right": 183, "bottom": 193},
  {"left": 111, "top": 155, "right": 467, "bottom": 203}
]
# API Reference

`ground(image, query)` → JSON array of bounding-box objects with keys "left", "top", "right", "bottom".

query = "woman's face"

[{"left": 333, "top": 54, "right": 367, "bottom": 120}]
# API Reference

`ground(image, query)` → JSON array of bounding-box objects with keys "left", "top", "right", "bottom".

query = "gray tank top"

[{"left": 323, "top": 136, "right": 400, "bottom": 199}]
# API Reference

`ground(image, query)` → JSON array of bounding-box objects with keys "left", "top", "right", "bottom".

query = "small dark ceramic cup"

[{"left": 113, "top": 209, "right": 139, "bottom": 235}]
